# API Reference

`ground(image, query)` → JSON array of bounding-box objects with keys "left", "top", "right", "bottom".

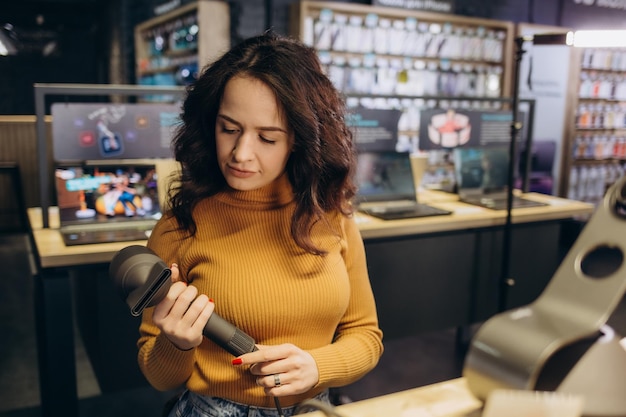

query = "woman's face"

[{"left": 215, "top": 75, "right": 292, "bottom": 191}]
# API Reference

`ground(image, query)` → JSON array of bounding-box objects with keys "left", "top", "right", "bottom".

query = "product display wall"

[
  {"left": 289, "top": 1, "right": 514, "bottom": 190},
  {"left": 569, "top": 47, "right": 626, "bottom": 204}
]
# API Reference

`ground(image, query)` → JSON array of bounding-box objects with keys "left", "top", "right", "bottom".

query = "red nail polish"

[
  {"left": 232, "top": 358, "right": 243, "bottom": 365},
  {"left": 209, "top": 298, "right": 214, "bottom": 303}
]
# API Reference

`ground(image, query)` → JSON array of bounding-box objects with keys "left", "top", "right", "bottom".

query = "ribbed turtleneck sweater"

[{"left": 138, "top": 174, "right": 383, "bottom": 408}]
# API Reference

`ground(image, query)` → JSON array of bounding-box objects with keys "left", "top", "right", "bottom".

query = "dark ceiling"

[{"left": 2, "top": 1, "right": 103, "bottom": 56}]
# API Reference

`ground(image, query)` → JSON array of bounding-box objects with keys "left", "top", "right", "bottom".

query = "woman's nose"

[{"left": 232, "top": 134, "right": 254, "bottom": 161}]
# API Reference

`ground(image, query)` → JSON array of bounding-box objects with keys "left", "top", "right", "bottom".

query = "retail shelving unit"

[
  {"left": 289, "top": 1, "right": 515, "bottom": 188},
  {"left": 564, "top": 47, "right": 626, "bottom": 203},
  {"left": 290, "top": 1, "right": 514, "bottom": 99},
  {"left": 134, "top": 0, "right": 230, "bottom": 89}
]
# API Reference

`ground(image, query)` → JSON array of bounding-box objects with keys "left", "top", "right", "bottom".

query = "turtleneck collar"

[{"left": 214, "top": 173, "right": 295, "bottom": 210}]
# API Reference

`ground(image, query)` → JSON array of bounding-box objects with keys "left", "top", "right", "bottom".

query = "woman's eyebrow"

[{"left": 216, "top": 114, "right": 241, "bottom": 127}]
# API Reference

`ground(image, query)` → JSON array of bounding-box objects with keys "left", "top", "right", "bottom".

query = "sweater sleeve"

[
  {"left": 136, "top": 215, "right": 196, "bottom": 391},
  {"left": 308, "top": 215, "right": 384, "bottom": 388}
]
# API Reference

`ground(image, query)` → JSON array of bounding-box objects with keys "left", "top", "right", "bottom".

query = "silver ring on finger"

[{"left": 273, "top": 373, "right": 281, "bottom": 387}]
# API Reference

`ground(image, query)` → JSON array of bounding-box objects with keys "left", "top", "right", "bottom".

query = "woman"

[{"left": 138, "top": 31, "right": 383, "bottom": 417}]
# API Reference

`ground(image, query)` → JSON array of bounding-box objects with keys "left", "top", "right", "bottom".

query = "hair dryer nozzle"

[{"left": 109, "top": 245, "right": 172, "bottom": 316}]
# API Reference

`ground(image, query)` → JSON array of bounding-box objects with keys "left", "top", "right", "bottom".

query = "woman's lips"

[{"left": 227, "top": 165, "right": 255, "bottom": 178}]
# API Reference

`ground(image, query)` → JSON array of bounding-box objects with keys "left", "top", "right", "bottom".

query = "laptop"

[
  {"left": 51, "top": 102, "right": 180, "bottom": 162},
  {"left": 355, "top": 151, "right": 452, "bottom": 220},
  {"left": 55, "top": 161, "right": 163, "bottom": 246},
  {"left": 452, "top": 146, "right": 547, "bottom": 210}
]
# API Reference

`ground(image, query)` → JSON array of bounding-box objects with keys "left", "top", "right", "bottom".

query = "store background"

[
  {"left": 2, "top": 0, "right": 625, "bottom": 116},
  {"left": 2, "top": 1, "right": 626, "bottom": 416}
]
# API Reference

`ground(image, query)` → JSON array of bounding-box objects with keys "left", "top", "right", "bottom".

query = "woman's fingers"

[
  {"left": 190, "top": 295, "right": 215, "bottom": 333},
  {"left": 256, "top": 372, "right": 288, "bottom": 388},
  {"left": 152, "top": 282, "right": 215, "bottom": 350},
  {"left": 152, "top": 281, "right": 188, "bottom": 321},
  {"left": 170, "top": 263, "right": 181, "bottom": 282},
  {"left": 234, "top": 344, "right": 319, "bottom": 396},
  {"left": 168, "top": 285, "right": 198, "bottom": 319}
]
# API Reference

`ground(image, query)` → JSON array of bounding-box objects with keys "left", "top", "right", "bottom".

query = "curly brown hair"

[{"left": 169, "top": 31, "right": 357, "bottom": 255}]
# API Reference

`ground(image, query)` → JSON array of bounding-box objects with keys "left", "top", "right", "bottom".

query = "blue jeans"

[{"left": 167, "top": 390, "right": 330, "bottom": 417}]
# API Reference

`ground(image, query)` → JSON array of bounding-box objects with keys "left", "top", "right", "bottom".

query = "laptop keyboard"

[
  {"left": 360, "top": 203, "right": 452, "bottom": 220},
  {"left": 61, "top": 227, "right": 153, "bottom": 246},
  {"left": 463, "top": 196, "right": 547, "bottom": 210}
]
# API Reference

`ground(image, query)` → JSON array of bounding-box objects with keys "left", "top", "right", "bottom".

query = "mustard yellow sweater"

[{"left": 138, "top": 174, "right": 383, "bottom": 408}]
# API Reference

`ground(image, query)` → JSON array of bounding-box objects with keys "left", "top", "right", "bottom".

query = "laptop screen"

[
  {"left": 452, "top": 146, "right": 511, "bottom": 198},
  {"left": 55, "top": 162, "right": 162, "bottom": 228},
  {"left": 355, "top": 151, "right": 417, "bottom": 203},
  {"left": 51, "top": 102, "right": 180, "bottom": 162}
]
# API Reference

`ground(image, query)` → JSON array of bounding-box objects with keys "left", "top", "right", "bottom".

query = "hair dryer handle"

[{"left": 204, "top": 313, "right": 258, "bottom": 356}]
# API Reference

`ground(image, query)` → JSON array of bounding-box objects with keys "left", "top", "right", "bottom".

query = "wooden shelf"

[{"left": 134, "top": 0, "right": 230, "bottom": 86}]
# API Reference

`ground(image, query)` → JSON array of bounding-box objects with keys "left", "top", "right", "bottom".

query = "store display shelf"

[
  {"left": 290, "top": 0, "right": 514, "bottom": 99},
  {"left": 138, "top": 66, "right": 195, "bottom": 77},
  {"left": 581, "top": 66, "right": 626, "bottom": 73},
  {"left": 575, "top": 126, "right": 626, "bottom": 131},
  {"left": 134, "top": 0, "right": 229, "bottom": 91},
  {"left": 572, "top": 157, "right": 626, "bottom": 164},
  {"left": 315, "top": 49, "right": 505, "bottom": 65},
  {"left": 138, "top": 53, "right": 199, "bottom": 75},
  {"left": 578, "top": 97, "right": 626, "bottom": 102},
  {"left": 149, "top": 47, "right": 199, "bottom": 59},
  {"left": 344, "top": 92, "right": 512, "bottom": 102}
]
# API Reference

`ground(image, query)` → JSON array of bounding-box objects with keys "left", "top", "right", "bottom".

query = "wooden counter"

[
  {"left": 296, "top": 378, "right": 482, "bottom": 417},
  {"left": 28, "top": 207, "right": 147, "bottom": 268},
  {"left": 28, "top": 190, "right": 593, "bottom": 268},
  {"left": 356, "top": 190, "right": 593, "bottom": 240}
]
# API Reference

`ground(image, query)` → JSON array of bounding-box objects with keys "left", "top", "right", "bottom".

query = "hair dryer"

[{"left": 108, "top": 245, "right": 257, "bottom": 356}]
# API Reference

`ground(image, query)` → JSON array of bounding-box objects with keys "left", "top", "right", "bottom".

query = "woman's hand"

[
  {"left": 151, "top": 264, "right": 215, "bottom": 351},
  {"left": 233, "top": 343, "right": 320, "bottom": 396}
]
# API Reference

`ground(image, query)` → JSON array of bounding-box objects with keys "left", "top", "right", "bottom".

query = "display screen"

[
  {"left": 355, "top": 151, "right": 416, "bottom": 203},
  {"left": 55, "top": 163, "right": 161, "bottom": 227},
  {"left": 52, "top": 103, "right": 180, "bottom": 161}
]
